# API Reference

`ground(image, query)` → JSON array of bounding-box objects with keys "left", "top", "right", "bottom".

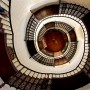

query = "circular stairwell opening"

[
  {"left": 26, "top": 13, "right": 81, "bottom": 66},
  {"left": 38, "top": 28, "right": 68, "bottom": 57},
  {"left": 39, "top": 29, "right": 67, "bottom": 52}
]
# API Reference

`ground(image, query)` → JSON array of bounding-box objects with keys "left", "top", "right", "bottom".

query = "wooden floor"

[
  {"left": 82, "top": 12, "right": 90, "bottom": 43},
  {"left": 34, "top": 5, "right": 59, "bottom": 20},
  {"left": 44, "top": 29, "right": 66, "bottom": 52}
]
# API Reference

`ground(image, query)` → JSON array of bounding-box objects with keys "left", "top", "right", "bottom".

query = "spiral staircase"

[{"left": 0, "top": 0, "right": 90, "bottom": 90}]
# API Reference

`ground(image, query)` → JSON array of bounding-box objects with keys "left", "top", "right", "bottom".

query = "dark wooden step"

[
  {"left": 26, "top": 40, "right": 37, "bottom": 56},
  {"left": 51, "top": 72, "right": 90, "bottom": 90},
  {"left": 82, "top": 12, "right": 90, "bottom": 43},
  {"left": 34, "top": 5, "right": 59, "bottom": 20}
]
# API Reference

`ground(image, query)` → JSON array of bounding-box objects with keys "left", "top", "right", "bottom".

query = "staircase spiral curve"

[{"left": 0, "top": 0, "right": 90, "bottom": 90}]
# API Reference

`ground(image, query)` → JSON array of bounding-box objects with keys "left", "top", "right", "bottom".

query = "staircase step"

[
  {"left": 65, "top": 42, "right": 77, "bottom": 60},
  {"left": 33, "top": 73, "right": 38, "bottom": 78},
  {"left": 6, "top": 39, "right": 12, "bottom": 44},
  {"left": 2, "top": 24, "right": 11, "bottom": 30},
  {"left": 29, "top": 71, "right": 34, "bottom": 77},
  {"left": 37, "top": 74, "right": 42, "bottom": 79},
  {"left": 14, "top": 61, "right": 20, "bottom": 67},
  {"left": 2, "top": 0, "right": 9, "bottom": 6},
  {"left": 38, "top": 27, "right": 46, "bottom": 41},
  {"left": 6, "top": 34, "right": 12, "bottom": 39},
  {"left": 59, "top": 3, "right": 89, "bottom": 19},
  {"left": 52, "top": 73, "right": 90, "bottom": 90},
  {"left": 12, "top": 58, "right": 17, "bottom": 63},
  {"left": 82, "top": 12, "right": 90, "bottom": 43},
  {"left": 20, "top": 68, "right": 27, "bottom": 74},
  {"left": 25, "top": 83, "right": 31, "bottom": 90},
  {"left": 0, "top": 1, "right": 9, "bottom": 11},
  {"left": 26, "top": 40, "right": 37, "bottom": 56},
  {"left": 7, "top": 43, "right": 13, "bottom": 47},
  {"left": 25, "top": 70, "right": 30, "bottom": 75},
  {"left": 1, "top": 19, "right": 10, "bottom": 26},
  {"left": 0, "top": 15, "right": 9, "bottom": 21},
  {"left": 19, "top": 81, "right": 27, "bottom": 90},
  {"left": 17, "top": 65, "right": 23, "bottom": 71},
  {"left": 13, "top": 79, "right": 22, "bottom": 88},
  {"left": 4, "top": 29, "right": 12, "bottom": 34}
]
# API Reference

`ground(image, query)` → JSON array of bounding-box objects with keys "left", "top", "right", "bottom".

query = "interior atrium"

[{"left": 0, "top": 0, "right": 90, "bottom": 90}]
